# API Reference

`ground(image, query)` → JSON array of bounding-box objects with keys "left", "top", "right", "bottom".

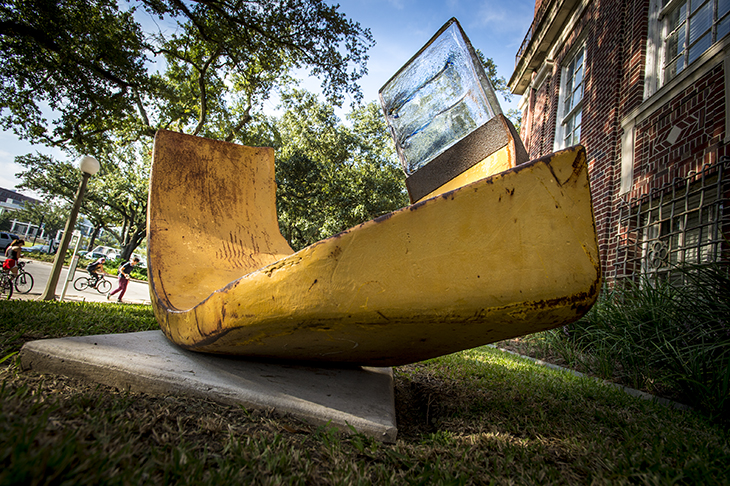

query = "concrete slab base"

[{"left": 19, "top": 330, "right": 397, "bottom": 442}]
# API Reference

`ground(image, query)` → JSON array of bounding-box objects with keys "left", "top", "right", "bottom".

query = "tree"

[
  {"left": 1, "top": 0, "right": 374, "bottom": 153},
  {"left": 339, "top": 102, "right": 409, "bottom": 224},
  {"left": 475, "top": 50, "right": 522, "bottom": 131},
  {"left": 3, "top": 0, "right": 373, "bottom": 258},
  {"left": 270, "top": 91, "right": 408, "bottom": 250},
  {"left": 506, "top": 108, "right": 522, "bottom": 133},
  {"left": 95, "top": 142, "right": 150, "bottom": 260},
  {"left": 0, "top": 0, "right": 153, "bottom": 153},
  {"left": 14, "top": 153, "right": 118, "bottom": 244},
  {"left": 14, "top": 142, "right": 150, "bottom": 260},
  {"left": 476, "top": 49, "right": 512, "bottom": 102}
]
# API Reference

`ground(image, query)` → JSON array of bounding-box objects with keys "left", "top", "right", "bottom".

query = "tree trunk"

[
  {"left": 86, "top": 225, "right": 102, "bottom": 251},
  {"left": 120, "top": 226, "right": 147, "bottom": 261}
]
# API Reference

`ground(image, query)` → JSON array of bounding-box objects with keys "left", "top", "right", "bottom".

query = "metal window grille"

[{"left": 614, "top": 157, "right": 730, "bottom": 285}]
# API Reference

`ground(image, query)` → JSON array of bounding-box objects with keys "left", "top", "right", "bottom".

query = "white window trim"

[
  {"left": 725, "top": 55, "right": 730, "bottom": 143},
  {"left": 619, "top": 45, "right": 730, "bottom": 195},
  {"left": 554, "top": 44, "right": 586, "bottom": 152},
  {"left": 644, "top": 0, "right": 663, "bottom": 99},
  {"left": 620, "top": 119, "right": 635, "bottom": 195},
  {"left": 635, "top": 45, "right": 730, "bottom": 124}
]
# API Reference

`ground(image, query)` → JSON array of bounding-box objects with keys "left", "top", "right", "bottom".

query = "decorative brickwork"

[{"left": 629, "top": 65, "right": 728, "bottom": 202}]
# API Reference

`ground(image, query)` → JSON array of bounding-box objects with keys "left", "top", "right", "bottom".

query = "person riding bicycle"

[
  {"left": 3, "top": 239, "right": 24, "bottom": 276},
  {"left": 86, "top": 257, "right": 106, "bottom": 286}
]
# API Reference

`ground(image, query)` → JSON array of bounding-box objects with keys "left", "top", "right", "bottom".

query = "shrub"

[{"left": 565, "top": 263, "right": 730, "bottom": 423}]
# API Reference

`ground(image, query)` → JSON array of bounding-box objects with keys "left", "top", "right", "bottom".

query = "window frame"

[
  {"left": 646, "top": 0, "right": 730, "bottom": 96},
  {"left": 554, "top": 44, "right": 586, "bottom": 151}
]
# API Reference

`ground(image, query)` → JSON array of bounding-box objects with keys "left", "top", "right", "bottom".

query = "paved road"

[{"left": 3, "top": 258, "right": 151, "bottom": 305}]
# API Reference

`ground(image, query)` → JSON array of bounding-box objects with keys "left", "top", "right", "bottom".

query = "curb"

[{"left": 489, "top": 345, "right": 692, "bottom": 411}]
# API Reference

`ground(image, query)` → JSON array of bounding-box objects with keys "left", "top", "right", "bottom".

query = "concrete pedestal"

[{"left": 19, "top": 330, "right": 397, "bottom": 442}]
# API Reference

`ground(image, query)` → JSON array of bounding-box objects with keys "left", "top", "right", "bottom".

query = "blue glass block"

[{"left": 379, "top": 18, "right": 502, "bottom": 175}]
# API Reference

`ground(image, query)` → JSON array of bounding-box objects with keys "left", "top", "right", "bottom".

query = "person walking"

[{"left": 107, "top": 257, "right": 140, "bottom": 302}]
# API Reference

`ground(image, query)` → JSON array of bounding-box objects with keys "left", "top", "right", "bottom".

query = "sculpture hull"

[{"left": 148, "top": 130, "right": 600, "bottom": 366}]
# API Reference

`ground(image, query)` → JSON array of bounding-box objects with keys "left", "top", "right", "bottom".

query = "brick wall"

[
  {"left": 628, "top": 64, "right": 729, "bottom": 203},
  {"left": 517, "top": 0, "right": 727, "bottom": 283},
  {"left": 619, "top": 0, "right": 650, "bottom": 114}
]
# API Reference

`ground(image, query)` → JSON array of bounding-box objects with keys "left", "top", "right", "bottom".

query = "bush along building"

[{"left": 509, "top": 0, "right": 730, "bottom": 285}]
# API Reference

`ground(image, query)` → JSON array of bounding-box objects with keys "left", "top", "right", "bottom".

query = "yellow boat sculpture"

[
  {"left": 148, "top": 18, "right": 600, "bottom": 365},
  {"left": 147, "top": 125, "right": 601, "bottom": 366}
]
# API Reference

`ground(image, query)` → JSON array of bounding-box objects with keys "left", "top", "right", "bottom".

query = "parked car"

[
  {"left": 0, "top": 232, "right": 21, "bottom": 252},
  {"left": 85, "top": 251, "right": 110, "bottom": 260},
  {"left": 89, "top": 246, "right": 122, "bottom": 260},
  {"left": 23, "top": 244, "right": 53, "bottom": 253}
]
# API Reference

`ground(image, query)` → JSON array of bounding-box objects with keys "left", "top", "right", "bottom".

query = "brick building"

[{"left": 509, "top": 0, "right": 730, "bottom": 284}]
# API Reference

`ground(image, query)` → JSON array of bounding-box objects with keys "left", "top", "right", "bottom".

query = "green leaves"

[
  {"left": 271, "top": 92, "right": 407, "bottom": 250},
  {"left": 0, "top": 0, "right": 152, "bottom": 152},
  {"left": 1, "top": 0, "right": 373, "bottom": 153},
  {"left": 15, "top": 141, "right": 151, "bottom": 257},
  {"left": 2, "top": 0, "right": 394, "bottom": 257}
]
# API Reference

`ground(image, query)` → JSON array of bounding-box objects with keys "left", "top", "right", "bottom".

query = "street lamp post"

[{"left": 40, "top": 155, "right": 100, "bottom": 301}]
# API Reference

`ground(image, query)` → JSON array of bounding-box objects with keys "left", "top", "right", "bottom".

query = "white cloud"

[
  {"left": 384, "top": 0, "right": 407, "bottom": 9},
  {"left": 471, "top": 0, "right": 533, "bottom": 36}
]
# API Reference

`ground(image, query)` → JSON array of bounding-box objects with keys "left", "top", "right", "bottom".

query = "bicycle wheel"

[
  {"left": 1, "top": 276, "right": 12, "bottom": 300},
  {"left": 15, "top": 272, "right": 34, "bottom": 294},
  {"left": 97, "top": 279, "right": 112, "bottom": 293},
  {"left": 74, "top": 277, "right": 90, "bottom": 291}
]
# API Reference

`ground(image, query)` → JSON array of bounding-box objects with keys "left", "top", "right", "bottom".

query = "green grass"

[
  {"left": 0, "top": 300, "right": 157, "bottom": 360},
  {"left": 1, "top": 300, "right": 729, "bottom": 484}
]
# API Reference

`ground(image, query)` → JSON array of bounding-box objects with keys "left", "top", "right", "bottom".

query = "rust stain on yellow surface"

[{"left": 148, "top": 129, "right": 601, "bottom": 366}]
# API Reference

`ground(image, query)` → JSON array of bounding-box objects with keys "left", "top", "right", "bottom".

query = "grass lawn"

[{"left": 1, "top": 300, "right": 729, "bottom": 484}]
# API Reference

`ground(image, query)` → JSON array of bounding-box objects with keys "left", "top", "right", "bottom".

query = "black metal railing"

[{"left": 515, "top": 0, "right": 553, "bottom": 67}]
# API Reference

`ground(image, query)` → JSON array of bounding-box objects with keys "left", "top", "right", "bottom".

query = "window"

[
  {"left": 660, "top": 0, "right": 730, "bottom": 84},
  {"left": 555, "top": 46, "right": 585, "bottom": 150}
]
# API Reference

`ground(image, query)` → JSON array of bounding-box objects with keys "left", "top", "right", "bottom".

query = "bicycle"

[
  {"left": 0, "top": 271, "right": 12, "bottom": 300},
  {"left": 73, "top": 273, "right": 113, "bottom": 293},
  {"left": 13, "top": 261, "right": 34, "bottom": 294}
]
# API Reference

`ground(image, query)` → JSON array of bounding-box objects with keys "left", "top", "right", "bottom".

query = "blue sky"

[{"left": 0, "top": 0, "right": 535, "bottom": 195}]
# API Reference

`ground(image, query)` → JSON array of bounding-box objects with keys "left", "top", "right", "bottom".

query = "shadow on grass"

[{"left": 1, "top": 300, "right": 729, "bottom": 484}]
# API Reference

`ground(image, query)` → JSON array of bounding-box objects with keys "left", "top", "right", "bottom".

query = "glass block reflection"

[{"left": 379, "top": 18, "right": 500, "bottom": 176}]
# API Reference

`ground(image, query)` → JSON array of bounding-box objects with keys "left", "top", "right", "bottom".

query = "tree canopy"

[
  {"left": 270, "top": 93, "right": 408, "bottom": 250},
  {"left": 14, "top": 143, "right": 150, "bottom": 256},
  {"left": 2, "top": 0, "right": 377, "bottom": 258},
  {"left": 0, "top": 0, "right": 374, "bottom": 152},
  {"left": 3, "top": 1, "right": 518, "bottom": 257}
]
